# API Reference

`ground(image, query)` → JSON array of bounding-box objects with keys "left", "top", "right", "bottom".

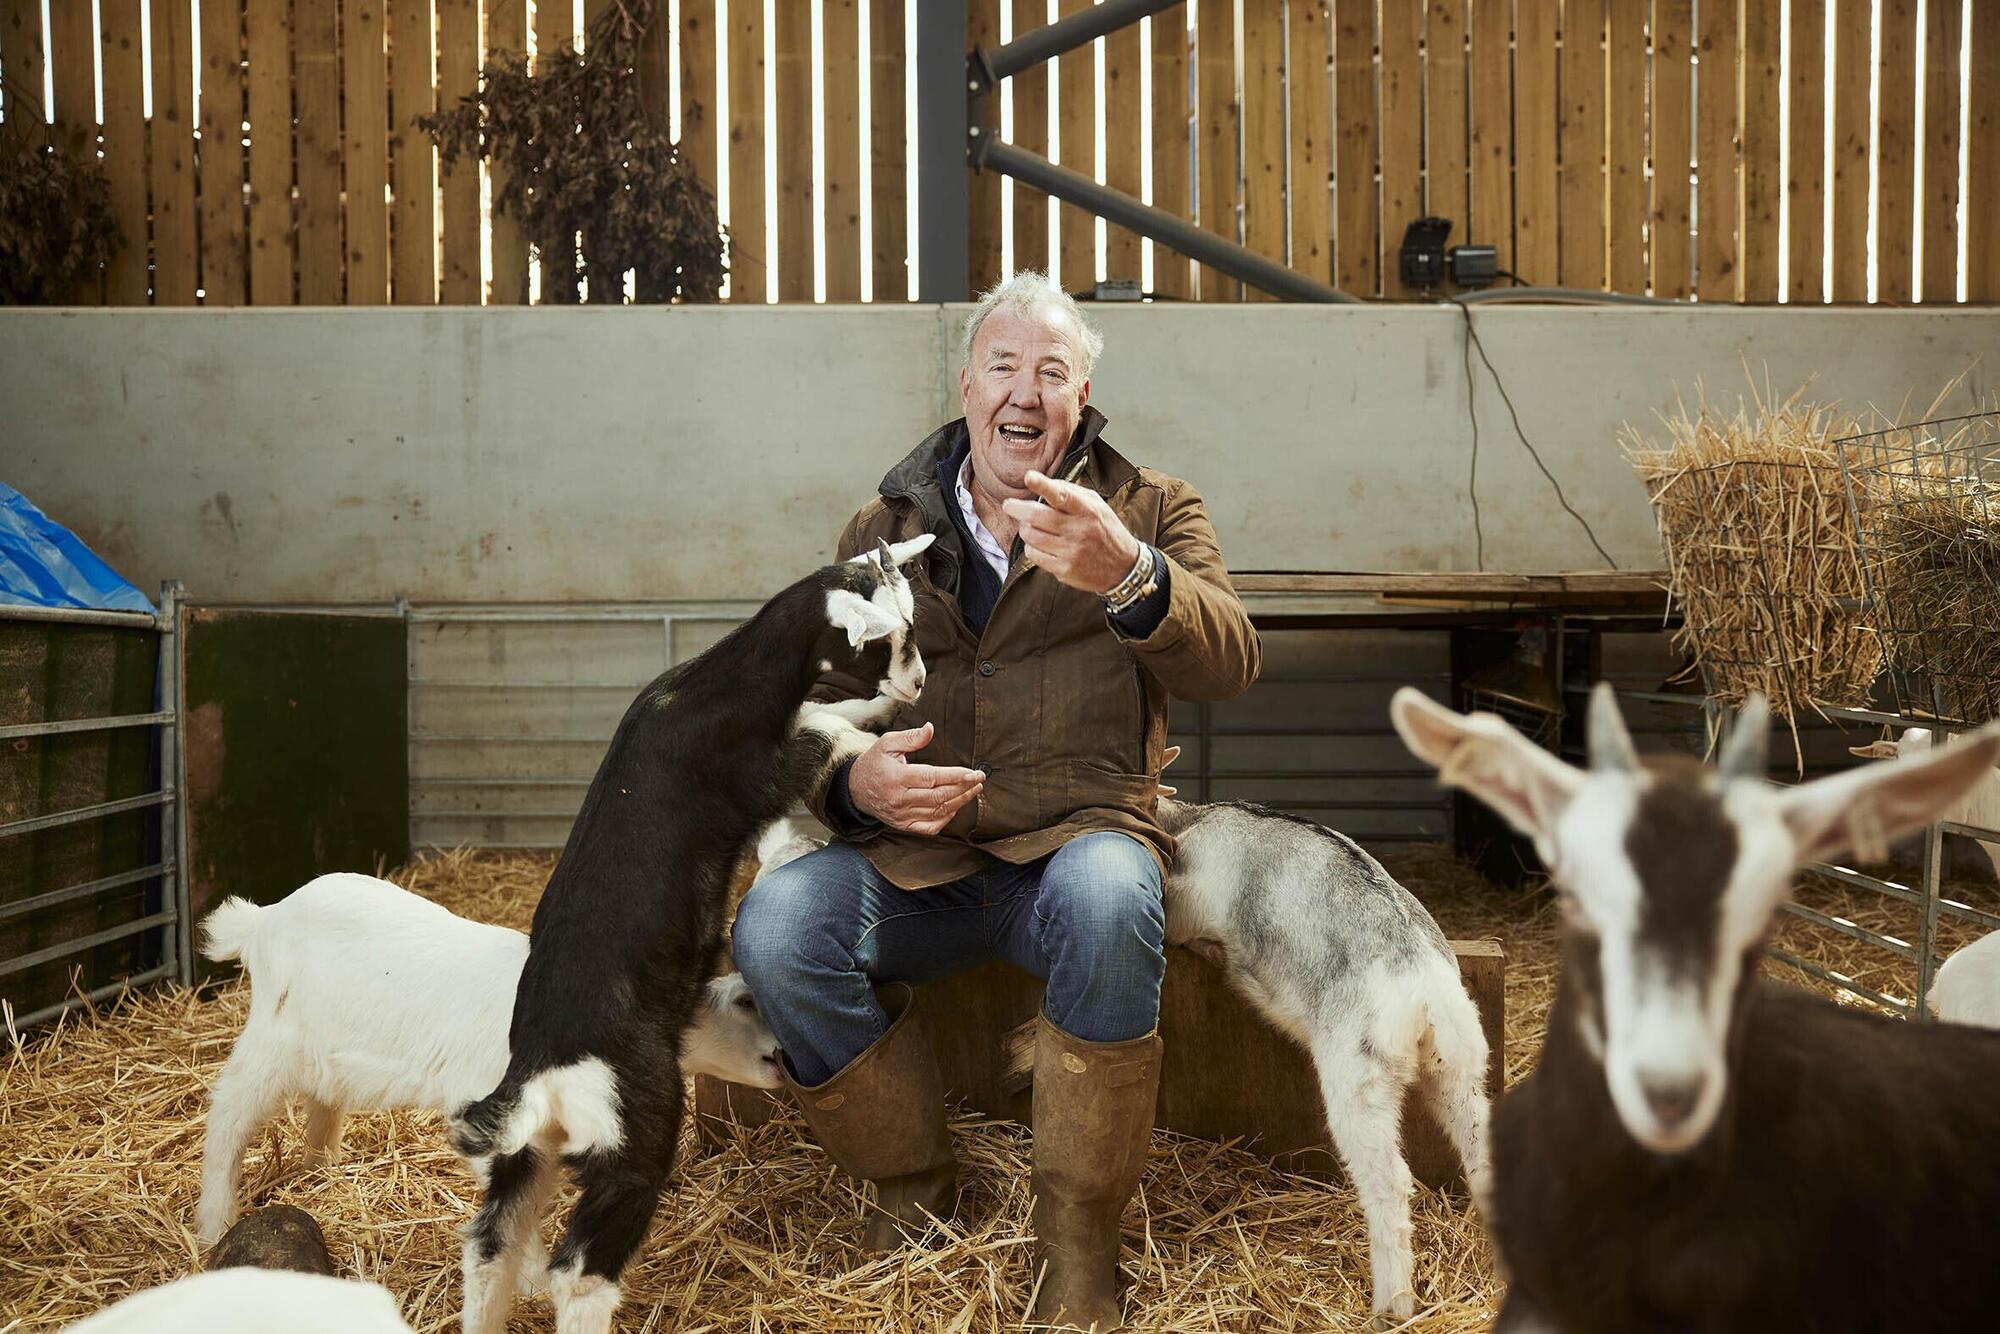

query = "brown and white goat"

[{"left": 1391, "top": 683, "right": 2000, "bottom": 1334}]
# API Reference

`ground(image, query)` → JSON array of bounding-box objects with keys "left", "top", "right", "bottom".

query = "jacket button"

[{"left": 979, "top": 659, "right": 996, "bottom": 677}]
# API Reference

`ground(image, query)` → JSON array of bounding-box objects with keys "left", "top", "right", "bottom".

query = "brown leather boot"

[
  {"left": 784, "top": 982, "right": 959, "bottom": 1254},
  {"left": 1029, "top": 1016, "right": 1163, "bottom": 1332}
]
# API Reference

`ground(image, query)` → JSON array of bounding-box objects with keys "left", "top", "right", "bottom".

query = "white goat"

[
  {"left": 1849, "top": 726, "right": 2000, "bottom": 879},
  {"left": 194, "top": 874, "right": 784, "bottom": 1247},
  {"left": 1933, "top": 930, "right": 2000, "bottom": 1026},
  {"left": 753, "top": 815, "right": 830, "bottom": 878},
  {"left": 65, "top": 1269, "right": 413, "bottom": 1334}
]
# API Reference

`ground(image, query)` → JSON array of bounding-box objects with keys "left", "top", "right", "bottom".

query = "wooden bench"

[{"left": 695, "top": 939, "right": 1503, "bottom": 1190}]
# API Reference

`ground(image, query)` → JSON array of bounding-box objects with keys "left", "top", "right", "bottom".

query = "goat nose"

[{"left": 1639, "top": 1073, "right": 1704, "bottom": 1128}]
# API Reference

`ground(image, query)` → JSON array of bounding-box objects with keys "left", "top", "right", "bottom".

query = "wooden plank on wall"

[
  {"left": 1875, "top": 0, "right": 1915, "bottom": 303},
  {"left": 1973, "top": 1, "right": 2000, "bottom": 300},
  {"left": 389, "top": 0, "right": 437, "bottom": 304},
  {"left": 1104, "top": 9, "right": 1143, "bottom": 282},
  {"left": 1289, "top": 0, "right": 1331, "bottom": 286},
  {"left": 868, "top": 0, "right": 903, "bottom": 300},
  {"left": 1151, "top": 6, "right": 1191, "bottom": 297},
  {"left": 775, "top": 0, "right": 812, "bottom": 301},
  {"left": 49, "top": 1, "right": 95, "bottom": 173},
  {"left": 1830, "top": 1, "right": 1871, "bottom": 301},
  {"left": 1650, "top": 0, "right": 1692, "bottom": 298},
  {"left": 100, "top": 0, "right": 148, "bottom": 303},
  {"left": 437, "top": 0, "right": 481, "bottom": 302},
  {"left": 485, "top": 0, "right": 528, "bottom": 304},
  {"left": 1605, "top": 0, "right": 1645, "bottom": 293},
  {"left": 1377, "top": 0, "right": 1421, "bottom": 297},
  {"left": 1197, "top": 0, "right": 1237, "bottom": 299},
  {"left": 1558, "top": 0, "right": 1605, "bottom": 290},
  {"left": 680, "top": 0, "right": 718, "bottom": 191},
  {"left": 729, "top": 0, "right": 769, "bottom": 301},
  {"left": 1427, "top": 0, "right": 1467, "bottom": 259},
  {"left": 1467, "top": 0, "right": 1509, "bottom": 276},
  {"left": 1786, "top": 0, "right": 1824, "bottom": 303},
  {"left": 1513, "top": 0, "right": 1557, "bottom": 286},
  {"left": 1693, "top": 0, "right": 1735, "bottom": 300},
  {"left": 200, "top": 0, "right": 249, "bottom": 306},
  {"left": 823, "top": 0, "right": 861, "bottom": 300},
  {"left": 345, "top": 0, "right": 392, "bottom": 305},
  {"left": 246, "top": 0, "right": 292, "bottom": 305},
  {"left": 968, "top": 0, "right": 1003, "bottom": 291},
  {"left": 151, "top": 0, "right": 199, "bottom": 305},
  {"left": 1241, "top": 0, "right": 1285, "bottom": 299},
  {"left": 294, "top": 0, "right": 342, "bottom": 303},
  {"left": 1333, "top": 0, "right": 1374, "bottom": 296},
  {"left": 1738, "top": 0, "right": 1780, "bottom": 301},
  {"left": 1920, "top": 0, "right": 1960, "bottom": 303},
  {"left": 535, "top": 0, "right": 578, "bottom": 299},
  {"left": 1012, "top": 0, "right": 1049, "bottom": 276},
  {"left": 1057, "top": 0, "right": 1095, "bottom": 294},
  {"left": 3, "top": 0, "right": 47, "bottom": 127}
]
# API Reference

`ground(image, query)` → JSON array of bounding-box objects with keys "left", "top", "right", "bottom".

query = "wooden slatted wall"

[{"left": 10, "top": 0, "right": 1997, "bottom": 305}]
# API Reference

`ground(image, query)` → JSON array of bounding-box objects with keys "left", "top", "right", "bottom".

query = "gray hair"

[{"left": 960, "top": 270, "right": 1105, "bottom": 380}]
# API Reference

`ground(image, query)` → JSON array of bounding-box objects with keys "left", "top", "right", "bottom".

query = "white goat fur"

[
  {"left": 194, "top": 874, "right": 782, "bottom": 1247},
  {"left": 1155, "top": 797, "right": 1493, "bottom": 1323},
  {"left": 65, "top": 1269, "right": 413, "bottom": 1334},
  {"left": 1935, "top": 931, "right": 2000, "bottom": 1027}
]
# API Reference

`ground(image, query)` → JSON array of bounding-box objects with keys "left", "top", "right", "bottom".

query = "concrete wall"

[{"left": 4, "top": 304, "right": 1994, "bottom": 602}]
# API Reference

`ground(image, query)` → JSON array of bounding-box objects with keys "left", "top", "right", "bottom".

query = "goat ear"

[
  {"left": 884, "top": 533, "right": 936, "bottom": 570},
  {"left": 1161, "top": 744, "right": 1182, "bottom": 770},
  {"left": 1390, "top": 686, "right": 1583, "bottom": 843},
  {"left": 826, "top": 589, "right": 899, "bottom": 648},
  {"left": 1778, "top": 725, "right": 2000, "bottom": 866},
  {"left": 1848, "top": 739, "right": 1901, "bottom": 760},
  {"left": 1717, "top": 694, "right": 1770, "bottom": 781},
  {"left": 1587, "top": 682, "right": 1640, "bottom": 773}
]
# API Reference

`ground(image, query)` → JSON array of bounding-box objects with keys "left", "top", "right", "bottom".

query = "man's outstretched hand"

[
  {"left": 848, "top": 722, "right": 986, "bottom": 835},
  {"left": 1001, "top": 470, "right": 1143, "bottom": 596}
]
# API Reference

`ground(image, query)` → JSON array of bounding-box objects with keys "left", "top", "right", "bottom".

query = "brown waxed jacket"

[{"left": 807, "top": 408, "right": 1262, "bottom": 889}]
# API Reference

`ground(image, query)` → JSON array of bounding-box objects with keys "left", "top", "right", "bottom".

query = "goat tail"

[
  {"left": 449, "top": 1072, "right": 527, "bottom": 1158},
  {"left": 198, "top": 897, "right": 266, "bottom": 965},
  {"left": 450, "top": 1057, "right": 621, "bottom": 1160}
]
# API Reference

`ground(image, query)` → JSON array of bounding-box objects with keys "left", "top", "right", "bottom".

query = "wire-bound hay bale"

[{"left": 1625, "top": 386, "right": 1879, "bottom": 760}]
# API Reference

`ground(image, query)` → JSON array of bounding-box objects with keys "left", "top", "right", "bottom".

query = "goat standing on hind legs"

[
  {"left": 448, "top": 535, "right": 933, "bottom": 1334},
  {"left": 1392, "top": 683, "right": 2000, "bottom": 1334}
]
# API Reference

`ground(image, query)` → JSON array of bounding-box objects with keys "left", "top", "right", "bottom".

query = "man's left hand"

[{"left": 1002, "top": 470, "right": 1143, "bottom": 596}]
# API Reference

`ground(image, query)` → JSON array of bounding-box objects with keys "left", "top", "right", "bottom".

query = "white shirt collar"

[{"left": 953, "top": 454, "right": 1012, "bottom": 581}]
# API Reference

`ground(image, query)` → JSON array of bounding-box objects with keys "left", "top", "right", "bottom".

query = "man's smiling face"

[{"left": 959, "top": 305, "right": 1092, "bottom": 502}]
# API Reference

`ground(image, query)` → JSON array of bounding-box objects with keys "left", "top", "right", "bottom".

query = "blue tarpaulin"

[{"left": 0, "top": 483, "right": 155, "bottom": 614}]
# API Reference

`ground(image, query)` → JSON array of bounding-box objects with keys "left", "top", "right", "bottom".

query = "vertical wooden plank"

[
  {"left": 1467, "top": 0, "right": 1509, "bottom": 275},
  {"left": 1197, "top": 0, "right": 1237, "bottom": 298},
  {"left": 1650, "top": 0, "right": 1692, "bottom": 298},
  {"left": 968, "top": 0, "right": 1003, "bottom": 290},
  {"left": 1830, "top": 0, "right": 1870, "bottom": 301},
  {"left": 1333, "top": 0, "right": 1373, "bottom": 296},
  {"left": 1376, "top": 0, "right": 1420, "bottom": 296},
  {"left": 344, "top": 0, "right": 392, "bottom": 305},
  {"left": 294, "top": 0, "right": 342, "bottom": 302},
  {"left": 389, "top": 0, "right": 437, "bottom": 304},
  {"left": 49, "top": 1, "right": 95, "bottom": 168},
  {"left": 774, "top": 0, "right": 811, "bottom": 301},
  {"left": 199, "top": 0, "right": 248, "bottom": 305},
  {"left": 101, "top": 0, "right": 149, "bottom": 303},
  {"left": 1693, "top": 0, "right": 1736, "bottom": 301},
  {"left": 1920, "top": 0, "right": 1960, "bottom": 302},
  {"left": 1427, "top": 0, "right": 1468, "bottom": 252},
  {"left": 823, "top": 0, "right": 861, "bottom": 299},
  {"left": 729, "top": 0, "right": 769, "bottom": 301},
  {"left": 1606, "top": 0, "right": 1646, "bottom": 292},
  {"left": 1057, "top": 0, "right": 1095, "bottom": 293},
  {"left": 681, "top": 0, "right": 718, "bottom": 187},
  {"left": 1288, "top": 0, "right": 1330, "bottom": 286},
  {"left": 1012, "top": 0, "right": 1049, "bottom": 275},
  {"left": 151, "top": 0, "right": 200, "bottom": 304},
  {"left": 1240, "top": 0, "right": 1284, "bottom": 298},
  {"left": 1103, "top": 6, "right": 1143, "bottom": 281},
  {"left": 1786, "top": 0, "right": 1824, "bottom": 303},
  {"left": 1558, "top": 0, "right": 1605, "bottom": 290},
  {"left": 535, "top": 0, "right": 578, "bottom": 299},
  {"left": 437, "top": 0, "right": 481, "bottom": 302},
  {"left": 1972, "top": 1, "right": 2000, "bottom": 301},
  {"left": 485, "top": 0, "right": 528, "bottom": 304},
  {"left": 868, "top": 0, "right": 902, "bottom": 299},
  {"left": 1875, "top": 0, "right": 1915, "bottom": 303},
  {"left": 1152, "top": 5, "right": 1192, "bottom": 296},
  {"left": 1737, "top": 0, "right": 1779, "bottom": 300},
  {"left": 246, "top": 0, "right": 292, "bottom": 305},
  {"left": 1512, "top": 0, "right": 1558, "bottom": 285},
  {"left": 3, "top": 0, "right": 47, "bottom": 127}
]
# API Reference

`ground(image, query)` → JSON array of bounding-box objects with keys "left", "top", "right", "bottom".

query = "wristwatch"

[{"left": 1101, "top": 544, "right": 1160, "bottom": 614}]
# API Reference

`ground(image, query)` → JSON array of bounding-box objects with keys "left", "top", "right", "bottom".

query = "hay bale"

[{"left": 205, "top": 1205, "right": 334, "bottom": 1276}]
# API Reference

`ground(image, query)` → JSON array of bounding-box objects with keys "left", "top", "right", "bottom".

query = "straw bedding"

[{"left": 2, "top": 844, "right": 1983, "bottom": 1331}]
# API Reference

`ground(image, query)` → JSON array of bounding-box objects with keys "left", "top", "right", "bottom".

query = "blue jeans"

[{"left": 731, "top": 832, "right": 1167, "bottom": 1086}]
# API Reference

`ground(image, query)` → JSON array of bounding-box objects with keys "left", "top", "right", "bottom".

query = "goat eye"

[{"left": 734, "top": 994, "right": 757, "bottom": 1012}]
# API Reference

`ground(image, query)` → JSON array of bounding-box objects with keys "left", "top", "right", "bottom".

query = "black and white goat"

[
  {"left": 192, "top": 874, "right": 783, "bottom": 1249},
  {"left": 1392, "top": 683, "right": 2000, "bottom": 1333},
  {"left": 1156, "top": 796, "right": 1492, "bottom": 1324},
  {"left": 448, "top": 535, "right": 932, "bottom": 1334}
]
